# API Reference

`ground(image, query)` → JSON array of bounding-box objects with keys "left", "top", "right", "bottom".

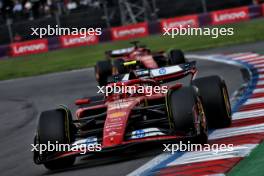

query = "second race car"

[{"left": 95, "top": 41, "right": 186, "bottom": 86}]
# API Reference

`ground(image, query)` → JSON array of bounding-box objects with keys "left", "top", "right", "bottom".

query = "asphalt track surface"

[{"left": 0, "top": 41, "right": 263, "bottom": 176}]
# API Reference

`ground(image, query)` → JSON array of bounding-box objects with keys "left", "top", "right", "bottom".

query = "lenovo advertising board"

[
  {"left": 111, "top": 22, "right": 149, "bottom": 41},
  {"left": 160, "top": 15, "right": 199, "bottom": 32},
  {"left": 59, "top": 34, "right": 99, "bottom": 48},
  {"left": 10, "top": 39, "right": 48, "bottom": 57},
  {"left": 211, "top": 6, "right": 250, "bottom": 25}
]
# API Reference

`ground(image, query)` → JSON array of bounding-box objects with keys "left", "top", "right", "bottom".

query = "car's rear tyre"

[
  {"left": 167, "top": 87, "right": 208, "bottom": 144},
  {"left": 37, "top": 109, "right": 75, "bottom": 170},
  {"left": 95, "top": 60, "right": 112, "bottom": 86},
  {"left": 113, "top": 58, "right": 126, "bottom": 74},
  {"left": 168, "top": 49, "right": 186, "bottom": 65},
  {"left": 192, "top": 75, "right": 232, "bottom": 128}
]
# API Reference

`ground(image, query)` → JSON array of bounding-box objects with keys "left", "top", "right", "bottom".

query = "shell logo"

[{"left": 109, "top": 112, "right": 127, "bottom": 118}]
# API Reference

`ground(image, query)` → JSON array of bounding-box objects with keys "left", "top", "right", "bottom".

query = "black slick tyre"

[
  {"left": 192, "top": 75, "right": 232, "bottom": 128},
  {"left": 37, "top": 109, "right": 75, "bottom": 170},
  {"left": 95, "top": 60, "right": 112, "bottom": 86},
  {"left": 168, "top": 49, "right": 186, "bottom": 65},
  {"left": 167, "top": 86, "right": 208, "bottom": 144}
]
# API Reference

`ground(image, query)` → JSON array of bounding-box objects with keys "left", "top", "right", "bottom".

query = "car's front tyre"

[
  {"left": 167, "top": 86, "right": 208, "bottom": 144},
  {"left": 168, "top": 49, "right": 186, "bottom": 65},
  {"left": 95, "top": 60, "right": 112, "bottom": 86},
  {"left": 36, "top": 108, "right": 75, "bottom": 170},
  {"left": 113, "top": 58, "right": 126, "bottom": 74},
  {"left": 192, "top": 75, "right": 232, "bottom": 128}
]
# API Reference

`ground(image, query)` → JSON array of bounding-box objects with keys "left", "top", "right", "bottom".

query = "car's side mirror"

[{"left": 75, "top": 98, "right": 91, "bottom": 105}]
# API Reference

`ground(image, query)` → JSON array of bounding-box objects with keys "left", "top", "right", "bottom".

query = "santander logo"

[
  {"left": 13, "top": 43, "right": 46, "bottom": 54},
  {"left": 214, "top": 11, "right": 247, "bottom": 22}
]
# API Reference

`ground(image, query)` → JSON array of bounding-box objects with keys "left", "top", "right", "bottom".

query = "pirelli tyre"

[
  {"left": 113, "top": 58, "right": 126, "bottom": 74},
  {"left": 167, "top": 86, "right": 208, "bottom": 144},
  {"left": 95, "top": 60, "right": 112, "bottom": 86},
  {"left": 37, "top": 108, "right": 75, "bottom": 170},
  {"left": 192, "top": 75, "right": 232, "bottom": 128},
  {"left": 168, "top": 49, "right": 186, "bottom": 65}
]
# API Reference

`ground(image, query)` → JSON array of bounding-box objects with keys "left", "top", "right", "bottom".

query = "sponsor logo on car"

[
  {"left": 159, "top": 68, "right": 167, "bottom": 75},
  {"left": 111, "top": 47, "right": 134, "bottom": 55},
  {"left": 85, "top": 137, "right": 98, "bottom": 145},
  {"left": 151, "top": 65, "right": 182, "bottom": 77},
  {"left": 130, "top": 128, "right": 165, "bottom": 139},
  {"left": 109, "top": 111, "right": 127, "bottom": 118},
  {"left": 73, "top": 136, "right": 98, "bottom": 145},
  {"left": 108, "top": 101, "right": 133, "bottom": 110},
  {"left": 134, "top": 129, "right": 145, "bottom": 138}
]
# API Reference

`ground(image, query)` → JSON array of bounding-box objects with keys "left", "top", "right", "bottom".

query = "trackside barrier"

[
  {"left": 3, "top": 4, "right": 264, "bottom": 58},
  {"left": 160, "top": 14, "right": 200, "bottom": 32},
  {"left": 0, "top": 45, "right": 9, "bottom": 59},
  {"left": 262, "top": 4, "right": 264, "bottom": 16},
  {"left": 210, "top": 6, "right": 250, "bottom": 25},
  {"left": 110, "top": 22, "right": 149, "bottom": 41},
  {"left": 9, "top": 39, "right": 48, "bottom": 57},
  {"left": 59, "top": 34, "right": 99, "bottom": 48}
]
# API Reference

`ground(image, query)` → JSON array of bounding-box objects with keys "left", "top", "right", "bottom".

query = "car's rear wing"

[
  {"left": 108, "top": 61, "right": 197, "bottom": 84},
  {"left": 105, "top": 47, "right": 135, "bottom": 58}
]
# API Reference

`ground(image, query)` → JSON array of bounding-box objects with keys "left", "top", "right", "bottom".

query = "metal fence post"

[
  {"left": 6, "top": 19, "right": 13, "bottom": 43},
  {"left": 55, "top": 2, "right": 62, "bottom": 27},
  {"left": 201, "top": 0, "right": 208, "bottom": 13}
]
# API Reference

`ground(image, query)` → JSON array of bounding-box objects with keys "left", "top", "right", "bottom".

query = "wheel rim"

[
  {"left": 222, "top": 86, "right": 231, "bottom": 118},
  {"left": 112, "top": 66, "right": 118, "bottom": 74},
  {"left": 197, "top": 99, "right": 207, "bottom": 135},
  {"left": 95, "top": 67, "right": 100, "bottom": 81}
]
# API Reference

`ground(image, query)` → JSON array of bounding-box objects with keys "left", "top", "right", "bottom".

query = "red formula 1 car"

[
  {"left": 95, "top": 41, "right": 186, "bottom": 86},
  {"left": 33, "top": 62, "right": 232, "bottom": 170}
]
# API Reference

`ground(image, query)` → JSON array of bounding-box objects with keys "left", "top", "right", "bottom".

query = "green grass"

[
  {"left": 228, "top": 142, "right": 264, "bottom": 176},
  {"left": 1, "top": 18, "right": 264, "bottom": 80}
]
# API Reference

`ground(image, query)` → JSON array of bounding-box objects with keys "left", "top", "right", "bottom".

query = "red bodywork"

[
  {"left": 108, "top": 47, "right": 164, "bottom": 69},
  {"left": 76, "top": 80, "right": 179, "bottom": 148},
  {"left": 48, "top": 63, "right": 198, "bottom": 160},
  {"left": 125, "top": 48, "right": 159, "bottom": 69}
]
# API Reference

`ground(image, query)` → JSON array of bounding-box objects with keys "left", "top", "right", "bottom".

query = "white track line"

[
  {"left": 258, "top": 74, "right": 264, "bottom": 78},
  {"left": 167, "top": 144, "right": 256, "bottom": 167},
  {"left": 233, "top": 109, "right": 264, "bottom": 120},
  {"left": 127, "top": 154, "right": 171, "bottom": 176},
  {"left": 128, "top": 53, "right": 263, "bottom": 176},
  {"left": 232, "top": 54, "right": 259, "bottom": 60},
  {"left": 240, "top": 56, "right": 264, "bottom": 62},
  {"left": 257, "top": 80, "right": 264, "bottom": 86},
  {"left": 253, "top": 88, "right": 264, "bottom": 93},
  {"left": 209, "top": 123, "right": 264, "bottom": 140},
  {"left": 226, "top": 53, "right": 251, "bottom": 58},
  {"left": 248, "top": 59, "right": 264, "bottom": 65},
  {"left": 257, "top": 68, "right": 264, "bottom": 72},
  {"left": 244, "top": 97, "right": 264, "bottom": 105},
  {"left": 255, "top": 64, "right": 264, "bottom": 68}
]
